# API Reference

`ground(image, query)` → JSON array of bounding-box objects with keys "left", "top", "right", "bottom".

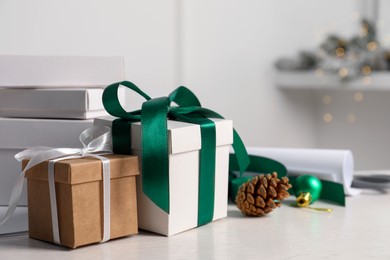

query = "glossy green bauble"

[{"left": 293, "top": 175, "right": 322, "bottom": 204}]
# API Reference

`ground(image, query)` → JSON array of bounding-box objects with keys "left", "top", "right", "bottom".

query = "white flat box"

[
  {"left": 0, "top": 118, "right": 93, "bottom": 207},
  {"left": 0, "top": 55, "right": 124, "bottom": 88},
  {"left": 94, "top": 116, "right": 233, "bottom": 236},
  {"left": 0, "top": 88, "right": 108, "bottom": 119},
  {"left": 0, "top": 206, "right": 28, "bottom": 235}
]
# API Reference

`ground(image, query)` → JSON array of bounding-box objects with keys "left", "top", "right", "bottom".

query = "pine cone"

[{"left": 235, "top": 172, "right": 292, "bottom": 216}]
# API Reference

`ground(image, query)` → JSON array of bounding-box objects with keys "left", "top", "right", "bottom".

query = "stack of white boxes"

[{"left": 0, "top": 55, "right": 124, "bottom": 235}]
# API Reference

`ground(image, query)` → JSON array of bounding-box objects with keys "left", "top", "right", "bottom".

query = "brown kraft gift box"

[{"left": 24, "top": 154, "right": 139, "bottom": 248}]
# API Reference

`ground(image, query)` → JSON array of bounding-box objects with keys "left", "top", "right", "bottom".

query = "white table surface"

[{"left": 0, "top": 188, "right": 389, "bottom": 260}]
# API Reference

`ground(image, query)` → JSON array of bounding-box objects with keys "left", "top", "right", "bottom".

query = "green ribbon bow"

[{"left": 102, "top": 81, "right": 250, "bottom": 226}]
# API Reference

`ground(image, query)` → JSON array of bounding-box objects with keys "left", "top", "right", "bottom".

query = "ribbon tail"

[
  {"left": 141, "top": 97, "right": 170, "bottom": 213},
  {"left": 319, "top": 179, "right": 345, "bottom": 206},
  {"left": 231, "top": 130, "right": 250, "bottom": 176},
  {"left": 14, "top": 146, "right": 53, "bottom": 161},
  {"left": 0, "top": 171, "right": 26, "bottom": 226}
]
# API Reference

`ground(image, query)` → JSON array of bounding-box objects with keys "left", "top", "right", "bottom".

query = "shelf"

[{"left": 275, "top": 71, "right": 390, "bottom": 91}]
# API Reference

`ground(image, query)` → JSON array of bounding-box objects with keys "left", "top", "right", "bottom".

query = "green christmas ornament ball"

[{"left": 293, "top": 175, "right": 322, "bottom": 207}]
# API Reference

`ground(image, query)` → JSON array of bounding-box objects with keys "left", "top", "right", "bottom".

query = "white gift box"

[
  {"left": 0, "top": 88, "right": 108, "bottom": 119},
  {"left": 94, "top": 116, "right": 233, "bottom": 236},
  {"left": 0, "top": 118, "right": 93, "bottom": 207},
  {"left": 0, "top": 55, "right": 124, "bottom": 88}
]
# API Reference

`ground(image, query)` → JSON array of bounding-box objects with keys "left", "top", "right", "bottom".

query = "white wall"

[
  {"left": 181, "top": 0, "right": 357, "bottom": 148},
  {"left": 0, "top": 0, "right": 178, "bottom": 94},
  {"left": 2, "top": 0, "right": 382, "bottom": 169},
  {"left": 318, "top": 90, "right": 390, "bottom": 170},
  {"left": 316, "top": 0, "right": 390, "bottom": 170}
]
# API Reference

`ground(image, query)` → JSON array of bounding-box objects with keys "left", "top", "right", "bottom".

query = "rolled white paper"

[{"left": 246, "top": 147, "right": 361, "bottom": 196}]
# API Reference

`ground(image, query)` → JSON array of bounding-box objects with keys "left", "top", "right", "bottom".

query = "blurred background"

[{"left": 1, "top": 0, "right": 389, "bottom": 170}]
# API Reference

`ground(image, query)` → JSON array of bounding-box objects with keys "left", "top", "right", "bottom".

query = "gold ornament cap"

[
  {"left": 296, "top": 192, "right": 311, "bottom": 207},
  {"left": 294, "top": 192, "right": 332, "bottom": 213}
]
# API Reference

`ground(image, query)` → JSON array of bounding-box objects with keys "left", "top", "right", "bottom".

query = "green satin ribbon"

[{"left": 102, "top": 81, "right": 250, "bottom": 226}]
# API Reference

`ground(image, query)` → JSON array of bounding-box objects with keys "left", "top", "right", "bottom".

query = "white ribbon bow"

[{"left": 0, "top": 126, "right": 113, "bottom": 244}]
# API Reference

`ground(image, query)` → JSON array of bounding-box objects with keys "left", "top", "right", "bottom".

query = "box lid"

[
  {"left": 24, "top": 154, "right": 139, "bottom": 184},
  {"left": 0, "top": 88, "right": 105, "bottom": 112},
  {"left": 0, "top": 118, "right": 92, "bottom": 149},
  {"left": 94, "top": 116, "right": 233, "bottom": 154},
  {"left": 0, "top": 55, "right": 124, "bottom": 88}
]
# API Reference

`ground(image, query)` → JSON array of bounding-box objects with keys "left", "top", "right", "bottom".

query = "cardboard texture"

[
  {"left": 24, "top": 154, "right": 139, "bottom": 248},
  {"left": 94, "top": 117, "right": 233, "bottom": 236}
]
